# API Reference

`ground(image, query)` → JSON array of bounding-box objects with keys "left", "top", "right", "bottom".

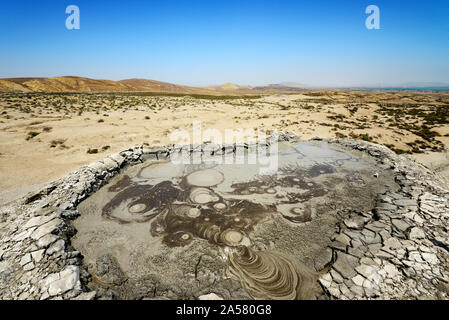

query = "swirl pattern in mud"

[
  {"left": 228, "top": 246, "right": 318, "bottom": 300},
  {"left": 73, "top": 141, "right": 385, "bottom": 300}
]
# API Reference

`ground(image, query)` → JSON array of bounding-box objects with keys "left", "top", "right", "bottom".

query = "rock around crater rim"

[{"left": 0, "top": 132, "right": 448, "bottom": 300}]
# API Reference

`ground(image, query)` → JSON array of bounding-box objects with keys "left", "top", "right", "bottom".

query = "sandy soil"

[{"left": 1, "top": 91, "right": 448, "bottom": 202}]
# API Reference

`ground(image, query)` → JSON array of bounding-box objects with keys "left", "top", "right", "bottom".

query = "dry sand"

[{"left": 1, "top": 91, "right": 448, "bottom": 203}]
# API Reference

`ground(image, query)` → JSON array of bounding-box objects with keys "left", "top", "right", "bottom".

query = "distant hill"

[
  {"left": 0, "top": 76, "right": 215, "bottom": 94},
  {"left": 209, "top": 83, "right": 253, "bottom": 91},
  {"left": 1, "top": 76, "right": 447, "bottom": 93},
  {"left": 278, "top": 82, "right": 312, "bottom": 88},
  {"left": 118, "top": 78, "right": 210, "bottom": 93},
  {"left": 0, "top": 76, "right": 311, "bottom": 94}
]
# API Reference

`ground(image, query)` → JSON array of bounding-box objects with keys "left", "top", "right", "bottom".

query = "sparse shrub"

[
  {"left": 26, "top": 131, "right": 40, "bottom": 140},
  {"left": 87, "top": 148, "right": 98, "bottom": 154},
  {"left": 359, "top": 133, "right": 371, "bottom": 141},
  {"left": 50, "top": 139, "right": 65, "bottom": 148},
  {"left": 392, "top": 148, "right": 408, "bottom": 155},
  {"left": 335, "top": 132, "right": 347, "bottom": 139}
]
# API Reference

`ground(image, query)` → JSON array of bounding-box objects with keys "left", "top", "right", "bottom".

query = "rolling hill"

[
  {"left": 0, "top": 76, "right": 309, "bottom": 94},
  {"left": 0, "top": 76, "right": 210, "bottom": 94}
]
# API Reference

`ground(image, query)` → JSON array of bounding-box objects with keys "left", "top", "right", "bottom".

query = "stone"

[
  {"left": 364, "top": 287, "right": 378, "bottom": 298},
  {"left": 383, "top": 264, "right": 400, "bottom": 278},
  {"left": 333, "top": 252, "right": 359, "bottom": 279},
  {"left": 409, "top": 251, "right": 424, "bottom": 263},
  {"left": 48, "top": 266, "right": 81, "bottom": 296},
  {"left": 394, "top": 199, "right": 417, "bottom": 207},
  {"left": 360, "top": 257, "right": 378, "bottom": 266},
  {"left": 330, "top": 241, "right": 347, "bottom": 251},
  {"left": 313, "top": 247, "right": 333, "bottom": 271},
  {"left": 352, "top": 275, "right": 365, "bottom": 286},
  {"left": 330, "top": 269, "right": 344, "bottom": 283},
  {"left": 109, "top": 154, "right": 125, "bottom": 166},
  {"left": 318, "top": 273, "right": 332, "bottom": 288},
  {"left": 20, "top": 253, "right": 32, "bottom": 266},
  {"left": 376, "top": 249, "right": 394, "bottom": 259},
  {"left": 351, "top": 238, "right": 364, "bottom": 249},
  {"left": 362, "top": 229, "right": 375, "bottom": 238},
  {"left": 339, "top": 283, "right": 353, "bottom": 299},
  {"left": 376, "top": 203, "right": 397, "bottom": 211},
  {"left": 31, "top": 249, "right": 45, "bottom": 263},
  {"left": 363, "top": 233, "right": 382, "bottom": 245},
  {"left": 30, "top": 218, "right": 62, "bottom": 241},
  {"left": 59, "top": 210, "right": 79, "bottom": 219},
  {"left": 59, "top": 201, "right": 74, "bottom": 210},
  {"left": 40, "top": 291, "right": 50, "bottom": 300},
  {"left": 383, "top": 237, "right": 402, "bottom": 250},
  {"left": 422, "top": 253, "right": 439, "bottom": 265},
  {"left": 355, "top": 265, "right": 378, "bottom": 279},
  {"left": 335, "top": 233, "right": 351, "bottom": 246},
  {"left": 36, "top": 234, "right": 58, "bottom": 248},
  {"left": 101, "top": 157, "right": 119, "bottom": 170},
  {"left": 87, "top": 161, "right": 107, "bottom": 174},
  {"left": 379, "top": 230, "right": 391, "bottom": 241},
  {"left": 344, "top": 216, "right": 365, "bottom": 229},
  {"left": 12, "top": 227, "right": 37, "bottom": 242},
  {"left": 46, "top": 240, "right": 65, "bottom": 256},
  {"left": 18, "top": 291, "right": 30, "bottom": 300},
  {"left": 368, "top": 243, "right": 382, "bottom": 255},
  {"left": 23, "top": 262, "right": 35, "bottom": 271},
  {"left": 392, "top": 219, "right": 410, "bottom": 232},
  {"left": 350, "top": 285, "right": 364, "bottom": 296},
  {"left": 328, "top": 285, "right": 341, "bottom": 298},
  {"left": 23, "top": 213, "right": 56, "bottom": 230},
  {"left": 409, "top": 227, "right": 425, "bottom": 240},
  {"left": 198, "top": 293, "right": 224, "bottom": 300},
  {"left": 348, "top": 247, "right": 365, "bottom": 258},
  {"left": 72, "top": 291, "right": 96, "bottom": 300},
  {"left": 41, "top": 273, "right": 60, "bottom": 288},
  {"left": 395, "top": 248, "right": 406, "bottom": 259}
]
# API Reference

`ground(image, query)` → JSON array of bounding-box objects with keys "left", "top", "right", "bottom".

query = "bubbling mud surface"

[{"left": 72, "top": 141, "right": 396, "bottom": 300}]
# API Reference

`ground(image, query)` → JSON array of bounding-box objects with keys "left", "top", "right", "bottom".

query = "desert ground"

[{"left": 1, "top": 90, "right": 448, "bottom": 204}]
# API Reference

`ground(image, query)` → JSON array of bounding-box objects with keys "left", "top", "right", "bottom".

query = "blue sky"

[{"left": 1, "top": 0, "right": 448, "bottom": 86}]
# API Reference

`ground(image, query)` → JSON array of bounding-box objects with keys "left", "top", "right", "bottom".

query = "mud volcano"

[{"left": 72, "top": 140, "right": 397, "bottom": 300}]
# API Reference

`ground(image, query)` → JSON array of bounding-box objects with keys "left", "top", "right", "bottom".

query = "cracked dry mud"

[{"left": 0, "top": 133, "right": 448, "bottom": 300}]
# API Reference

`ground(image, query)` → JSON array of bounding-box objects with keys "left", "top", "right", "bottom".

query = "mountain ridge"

[
  {"left": 0, "top": 76, "right": 308, "bottom": 94},
  {"left": 1, "top": 76, "right": 447, "bottom": 94}
]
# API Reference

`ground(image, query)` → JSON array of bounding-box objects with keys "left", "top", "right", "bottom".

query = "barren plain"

[{"left": 1, "top": 90, "right": 448, "bottom": 204}]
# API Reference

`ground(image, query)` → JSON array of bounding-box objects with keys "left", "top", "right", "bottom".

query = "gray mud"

[{"left": 72, "top": 140, "right": 397, "bottom": 299}]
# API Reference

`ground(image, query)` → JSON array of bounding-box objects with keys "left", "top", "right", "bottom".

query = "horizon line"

[{"left": 1, "top": 75, "right": 449, "bottom": 89}]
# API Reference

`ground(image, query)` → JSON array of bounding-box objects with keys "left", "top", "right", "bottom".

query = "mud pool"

[{"left": 72, "top": 141, "right": 397, "bottom": 300}]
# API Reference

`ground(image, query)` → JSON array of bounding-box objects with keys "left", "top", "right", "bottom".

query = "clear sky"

[{"left": 1, "top": 0, "right": 448, "bottom": 86}]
